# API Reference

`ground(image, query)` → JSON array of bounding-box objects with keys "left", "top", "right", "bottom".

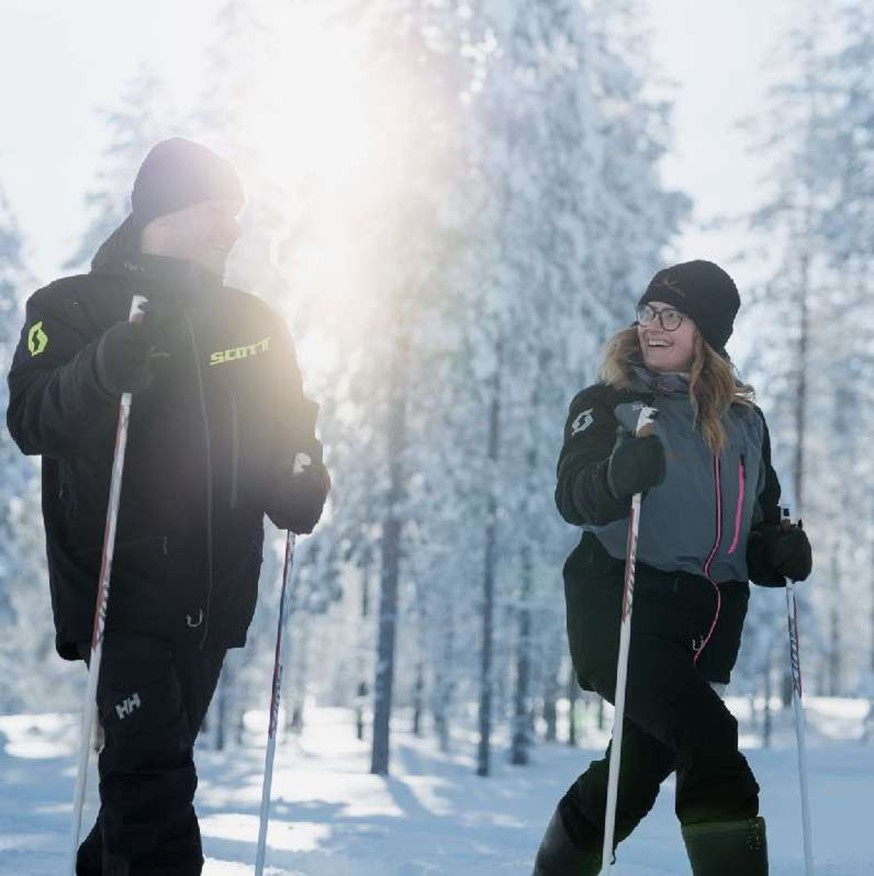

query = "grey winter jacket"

[{"left": 555, "top": 367, "right": 784, "bottom": 587}]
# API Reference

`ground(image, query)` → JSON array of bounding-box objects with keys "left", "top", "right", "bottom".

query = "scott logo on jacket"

[{"left": 209, "top": 336, "right": 271, "bottom": 366}]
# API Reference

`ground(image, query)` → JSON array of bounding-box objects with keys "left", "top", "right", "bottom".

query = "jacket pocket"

[{"left": 727, "top": 454, "right": 745, "bottom": 555}]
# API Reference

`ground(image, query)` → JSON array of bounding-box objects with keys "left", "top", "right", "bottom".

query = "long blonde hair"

[{"left": 598, "top": 327, "right": 756, "bottom": 455}]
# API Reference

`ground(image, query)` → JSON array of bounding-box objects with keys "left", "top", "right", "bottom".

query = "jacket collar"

[
  {"left": 90, "top": 215, "right": 224, "bottom": 297},
  {"left": 630, "top": 364, "right": 690, "bottom": 397}
]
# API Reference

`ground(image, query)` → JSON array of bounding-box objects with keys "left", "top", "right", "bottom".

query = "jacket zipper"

[
  {"left": 703, "top": 455, "right": 723, "bottom": 580},
  {"left": 727, "top": 454, "right": 745, "bottom": 555},
  {"left": 184, "top": 312, "right": 214, "bottom": 650},
  {"left": 695, "top": 455, "right": 723, "bottom": 665},
  {"left": 230, "top": 393, "right": 240, "bottom": 509}
]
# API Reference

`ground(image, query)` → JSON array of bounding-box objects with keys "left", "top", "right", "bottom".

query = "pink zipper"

[
  {"left": 695, "top": 456, "right": 723, "bottom": 665},
  {"left": 727, "top": 455, "right": 745, "bottom": 555}
]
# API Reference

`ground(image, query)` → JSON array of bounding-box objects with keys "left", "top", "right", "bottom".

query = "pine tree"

[
  {"left": 734, "top": 0, "right": 874, "bottom": 698},
  {"left": 65, "top": 67, "right": 179, "bottom": 271},
  {"left": 0, "top": 188, "right": 78, "bottom": 712}
]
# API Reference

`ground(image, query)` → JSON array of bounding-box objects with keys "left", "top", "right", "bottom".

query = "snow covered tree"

[
  {"left": 65, "top": 67, "right": 180, "bottom": 271},
  {"left": 0, "top": 188, "right": 77, "bottom": 712},
  {"left": 455, "top": 0, "right": 687, "bottom": 773},
  {"left": 734, "top": 0, "right": 874, "bottom": 698},
  {"left": 186, "top": 0, "right": 688, "bottom": 771}
]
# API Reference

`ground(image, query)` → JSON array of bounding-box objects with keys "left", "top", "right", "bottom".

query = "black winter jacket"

[{"left": 7, "top": 249, "right": 327, "bottom": 659}]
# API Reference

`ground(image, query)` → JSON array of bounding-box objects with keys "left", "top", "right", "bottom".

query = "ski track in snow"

[{"left": 1, "top": 701, "right": 873, "bottom": 874}]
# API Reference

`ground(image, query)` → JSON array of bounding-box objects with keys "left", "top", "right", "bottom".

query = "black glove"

[
  {"left": 607, "top": 434, "right": 666, "bottom": 499},
  {"left": 94, "top": 319, "right": 156, "bottom": 396},
  {"left": 266, "top": 452, "right": 331, "bottom": 534},
  {"left": 768, "top": 524, "right": 812, "bottom": 582}
]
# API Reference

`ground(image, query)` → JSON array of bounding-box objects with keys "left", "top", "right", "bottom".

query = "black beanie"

[
  {"left": 637, "top": 260, "right": 740, "bottom": 353},
  {"left": 129, "top": 138, "right": 244, "bottom": 230}
]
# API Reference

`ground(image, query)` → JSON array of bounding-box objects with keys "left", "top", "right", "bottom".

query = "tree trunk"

[
  {"left": 477, "top": 361, "right": 501, "bottom": 778},
  {"left": 412, "top": 660, "right": 425, "bottom": 736},
  {"left": 868, "top": 532, "right": 874, "bottom": 676},
  {"left": 543, "top": 668, "right": 559, "bottom": 744},
  {"left": 371, "top": 328, "right": 409, "bottom": 776},
  {"left": 371, "top": 518, "right": 402, "bottom": 774},
  {"left": 763, "top": 653, "right": 773, "bottom": 749},
  {"left": 433, "top": 608, "right": 455, "bottom": 753},
  {"left": 567, "top": 671, "right": 578, "bottom": 747},
  {"left": 356, "top": 550, "right": 373, "bottom": 742},
  {"left": 215, "top": 662, "right": 230, "bottom": 751},
  {"left": 511, "top": 545, "right": 533, "bottom": 765},
  {"left": 288, "top": 616, "right": 309, "bottom": 736}
]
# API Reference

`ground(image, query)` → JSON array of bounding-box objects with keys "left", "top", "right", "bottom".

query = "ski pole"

[
  {"left": 783, "top": 508, "right": 814, "bottom": 875},
  {"left": 67, "top": 295, "right": 148, "bottom": 875},
  {"left": 601, "top": 405, "right": 658, "bottom": 872},
  {"left": 255, "top": 514, "right": 302, "bottom": 874}
]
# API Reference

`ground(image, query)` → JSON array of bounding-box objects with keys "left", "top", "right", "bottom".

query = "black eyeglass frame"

[{"left": 636, "top": 303, "right": 686, "bottom": 332}]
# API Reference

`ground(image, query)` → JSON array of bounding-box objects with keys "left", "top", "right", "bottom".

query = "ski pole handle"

[
  {"left": 634, "top": 405, "right": 658, "bottom": 438},
  {"left": 129, "top": 294, "right": 148, "bottom": 324}
]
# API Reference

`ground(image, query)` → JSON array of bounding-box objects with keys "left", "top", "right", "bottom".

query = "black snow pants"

[
  {"left": 75, "top": 632, "right": 226, "bottom": 875},
  {"left": 559, "top": 533, "right": 760, "bottom": 854}
]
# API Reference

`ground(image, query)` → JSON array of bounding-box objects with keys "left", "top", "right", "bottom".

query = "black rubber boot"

[
  {"left": 681, "top": 816, "right": 768, "bottom": 875},
  {"left": 532, "top": 808, "right": 602, "bottom": 876}
]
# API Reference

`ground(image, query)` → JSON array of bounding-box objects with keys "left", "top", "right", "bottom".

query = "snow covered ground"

[{"left": 1, "top": 698, "right": 873, "bottom": 874}]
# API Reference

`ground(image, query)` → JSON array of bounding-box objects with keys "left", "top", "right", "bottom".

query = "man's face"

[{"left": 140, "top": 198, "right": 242, "bottom": 275}]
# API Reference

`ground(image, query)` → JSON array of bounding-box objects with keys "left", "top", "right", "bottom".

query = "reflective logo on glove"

[
  {"left": 210, "top": 336, "right": 271, "bottom": 366},
  {"left": 27, "top": 321, "right": 48, "bottom": 356}
]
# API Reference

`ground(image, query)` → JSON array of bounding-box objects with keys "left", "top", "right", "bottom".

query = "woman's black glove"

[
  {"left": 606, "top": 434, "right": 666, "bottom": 500},
  {"left": 266, "top": 452, "right": 331, "bottom": 534},
  {"left": 94, "top": 320, "right": 156, "bottom": 396},
  {"left": 768, "top": 524, "right": 812, "bottom": 582},
  {"left": 748, "top": 523, "right": 813, "bottom": 586}
]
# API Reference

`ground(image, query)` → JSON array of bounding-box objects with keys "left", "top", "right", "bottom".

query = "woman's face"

[{"left": 637, "top": 300, "right": 698, "bottom": 373}]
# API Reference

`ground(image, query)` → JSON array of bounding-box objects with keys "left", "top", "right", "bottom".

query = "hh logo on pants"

[{"left": 115, "top": 692, "right": 142, "bottom": 720}]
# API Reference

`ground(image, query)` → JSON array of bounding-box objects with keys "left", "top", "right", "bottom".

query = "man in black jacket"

[{"left": 6, "top": 138, "right": 330, "bottom": 875}]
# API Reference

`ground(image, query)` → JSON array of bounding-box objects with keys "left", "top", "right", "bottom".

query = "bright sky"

[{"left": 0, "top": 0, "right": 795, "bottom": 290}]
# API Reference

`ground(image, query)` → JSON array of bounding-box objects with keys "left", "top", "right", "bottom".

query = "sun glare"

[
  {"left": 238, "top": 9, "right": 374, "bottom": 195},
  {"left": 224, "top": 5, "right": 453, "bottom": 388}
]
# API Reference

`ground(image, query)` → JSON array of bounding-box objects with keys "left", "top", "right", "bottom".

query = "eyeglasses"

[{"left": 636, "top": 304, "right": 685, "bottom": 332}]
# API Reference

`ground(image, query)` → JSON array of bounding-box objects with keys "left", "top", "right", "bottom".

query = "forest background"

[{"left": 1, "top": 0, "right": 872, "bottom": 777}]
